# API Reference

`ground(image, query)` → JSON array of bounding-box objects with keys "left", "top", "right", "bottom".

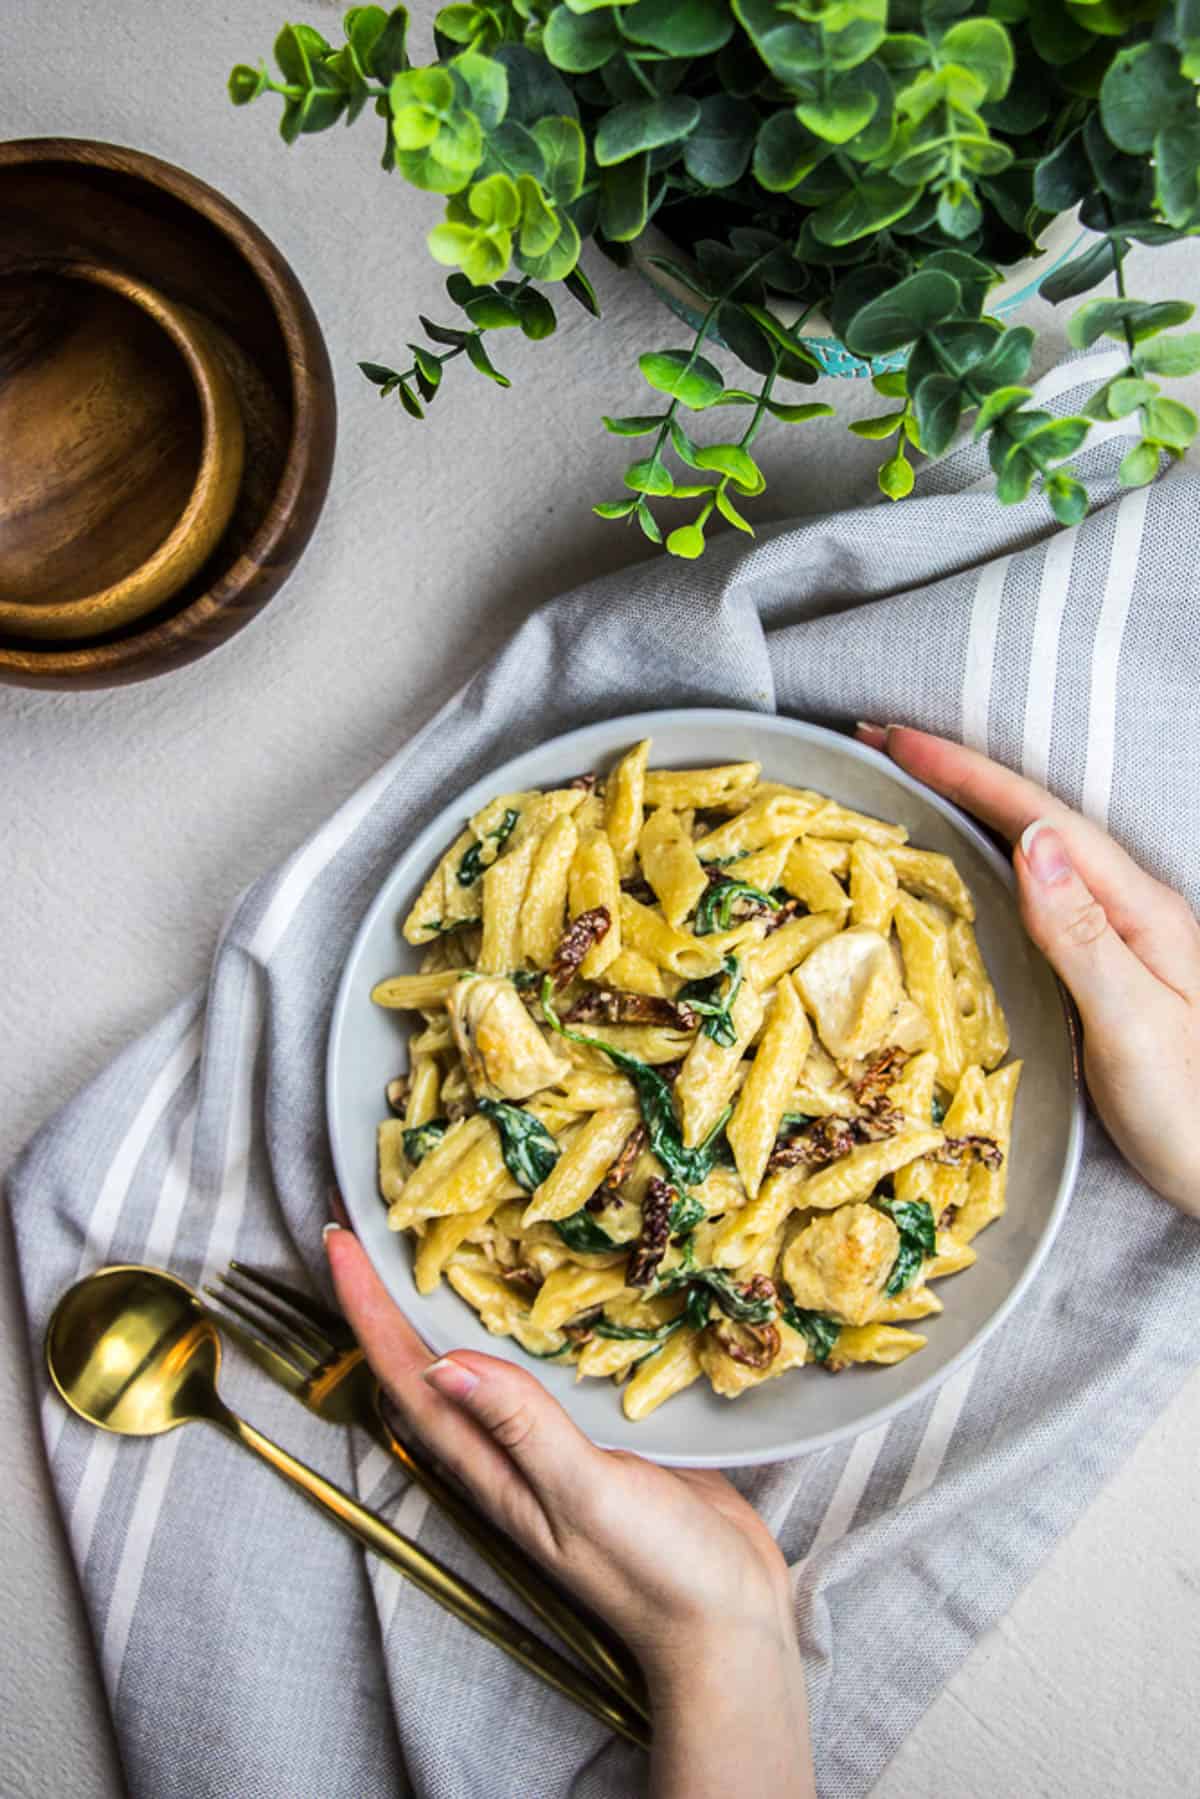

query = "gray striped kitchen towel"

[{"left": 9, "top": 346, "right": 1199, "bottom": 1799}]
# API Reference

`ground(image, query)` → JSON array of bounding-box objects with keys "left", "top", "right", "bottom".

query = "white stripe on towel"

[
  {"left": 1081, "top": 487, "right": 1150, "bottom": 825},
  {"left": 1021, "top": 525, "right": 1080, "bottom": 789}
]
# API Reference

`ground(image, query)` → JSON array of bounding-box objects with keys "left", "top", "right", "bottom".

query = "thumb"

[
  {"left": 423, "top": 1351, "right": 601, "bottom": 1508},
  {"left": 1015, "top": 819, "right": 1151, "bottom": 1034}
]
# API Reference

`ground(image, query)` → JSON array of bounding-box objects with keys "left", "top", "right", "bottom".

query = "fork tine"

[
  {"left": 203, "top": 1289, "right": 312, "bottom": 1389},
  {"left": 220, "top": 1266, "right": 337, "bottom": 1359},
  {"left": 207, "top": 1275, "right": 324, "bottom": 1374},
  {"left": 228, "top": 1260, "right": 355, "bottom": 1349}
]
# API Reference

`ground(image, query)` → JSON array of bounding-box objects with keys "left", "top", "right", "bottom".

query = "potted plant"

[{"left": 230, "top": 1, "right": 1200, "bottom": 557}]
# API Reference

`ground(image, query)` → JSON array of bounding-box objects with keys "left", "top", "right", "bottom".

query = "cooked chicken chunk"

[
  {"left": 447, "top": 975, "right": 569, "bottom": 1102},
  {"left": 781, "top": 1202, "right": 900, "bottom": 1326},
  {"left": 795, "top": 927, "right": 902, "bottom": 1062}
]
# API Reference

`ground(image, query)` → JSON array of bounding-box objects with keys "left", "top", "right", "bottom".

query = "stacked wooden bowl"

[{"left": 0, "top": 139, "right": 336, "bottom": 688}]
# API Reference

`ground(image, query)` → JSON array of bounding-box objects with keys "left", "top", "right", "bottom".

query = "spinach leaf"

[
  {"left": 780, "top": 1111, "right": 813, "bottom": 1132},
  {"left": 677, "top": 954, "right": 742, "bottom": 1046},
  {"left": 552, "top": 1208, "right": 619, "bottom": 1253},
  {"left": 661, "top": 1264, "right": 775, "bottom": 1325},
  {"left": 780, "top": 1300, "right": 841, "bottom": 1363},
  {"left": 457, "top": 808, "right": 519, "bottom": 886},
  {"left": 478, "top": 1098, "right": 560, "bottom": 1192},
  {"left": 593, "top": 1316, "right": 684, "bottom": 1344},
  {"left": 542, "top": 978, "right": 730, "bottom": 1190},
  {"left": 668, "top": 1193, "right": 707, "bottom": 1238},
  {"left": 694, "top": 879, "right": 781, "bottom": 935},
  {"left": 402, "top": 1119, "right": 449, "bottom": 1164},
  {"left": 931, "top": 1093, "right": 947, "bottom": 1125},
  {"left": 878, "top": 1197, "right": 937, "bottom": 1296}
]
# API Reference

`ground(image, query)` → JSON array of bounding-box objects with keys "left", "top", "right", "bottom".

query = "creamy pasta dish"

[{"left": 372, "top": 743, "right": 1021, "bottom": 1421}]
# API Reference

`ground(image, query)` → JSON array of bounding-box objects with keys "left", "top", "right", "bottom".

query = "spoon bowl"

[{"left": 46, "top": 1263, "right": 223, "bottom": 1436}]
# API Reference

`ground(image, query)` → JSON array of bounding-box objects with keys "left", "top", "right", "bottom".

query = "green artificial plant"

[{"left": 231, "top": 0, "right": 1200, "bottom": 555}]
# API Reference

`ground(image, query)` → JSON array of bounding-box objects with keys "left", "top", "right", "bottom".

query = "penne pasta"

[{"left": 605, "top": 740, "right": 650, "bottom": 876}]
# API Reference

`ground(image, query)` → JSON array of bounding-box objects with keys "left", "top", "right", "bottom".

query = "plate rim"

[{"left": 327, "top": 707, "right": 1086, "bottom": 1468}]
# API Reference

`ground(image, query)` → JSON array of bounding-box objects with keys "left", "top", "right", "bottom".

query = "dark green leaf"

[
  {"left": 229, "top": 64, "right": 268, "bottom": 106},
  {"left": 844, "top": 270, "right": 962, "bottom": 356},
  {"left": 458, "top": 807, "right": 519, "bottom": 884},
  {"left": 995, "top": 447, "right": 1037, "bottom": 502},
  {"left": 531, "top": 115, "right": 586, "bottom": 206},
  {"left": 912, "top": 373, "right": 963, "bottom": 455},
  {"left": 595, "top": 97, "right": 701, "bottom": 167},
  {"left": 553, "top": 1209, "right": 618, "bottom": 1252},
  {"left": 396, "top": 380, "right": 424, "bottom": 419},
  {"left": 1044, "top": 472, "right": 1089, "bottom": 526},
  {"left": 677, "top": 955, "right": 742, "bottom": 1047},
  {"left": 694, "top": 880, "right": 780, "bottom": 934},
  {"left": 1068, "top": 298, "right": 1195, "bottom": 350},
  {"left": 682, "top": 1267, "right": 775, "bottom": 1325},
  {"left": 479, "top": 1099, "right": 561, "bottom": 1191},
  {"left": 366, "top": 6, "right": 411, "bottom": 82},
  {"left": 810, "top": 177, "right": 921, "bottom": 245},
  {"left": 466, "top": 333, "right": 511, "bottom": 386},
  {"left": 599, "top": 153, "right": 649, "bottom": 241},
  {"left": 543, "top": 3, "right": 620, "bottom": 72},
  {"left": 1039, "top": 237, "right": 1118, "bottom": 304},
  {"left": 682, "top": 95, "right": 756, "bottom": 188},
  {"left": 359, "top": 360, "right": 403, "bottom": 387},
  {"left": 878, "top": 1197, "right": 936, "bottom": 1294},
  {"left": 973, "top": 384, "right": 1033, "bottom": 433},
  {"left": 1100, "top": 42, "right": 1185, "bottom": 155},
  {"left": 603, "top": 413, "right": 664, "bottom": 437},
  {"left": 623, "top": 0, "right": 735, "bottom": 56},
  {"left": 780, "top": 1298, "right": 840, "bottom": 1362},
  {"left": 593, "top": 1313, "right": 683, "bottom": 1342},
  {"left": 753, "top": 109, "right": 829, "bottom": 192},
  {"left": 402, "top": 1118, "right": 449, "bottom": 1164},
  {"left": 515, "top": 287, "right": 557, "bottom": 340},
  {"left": 564, "top": 265, "right": 601, "bottom": 316}
]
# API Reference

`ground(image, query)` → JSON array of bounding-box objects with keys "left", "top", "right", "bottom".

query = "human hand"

[
  {"left": 325, "top": 1224, "right": 814, "bottom": 1798},
  {"left": 857, "top": 724, "right": 1200, "bottom": 1216}
]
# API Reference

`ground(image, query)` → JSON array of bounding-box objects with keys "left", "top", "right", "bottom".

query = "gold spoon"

[{"left": 45, "top": 1264, "right": 649, "bottom": 1750}]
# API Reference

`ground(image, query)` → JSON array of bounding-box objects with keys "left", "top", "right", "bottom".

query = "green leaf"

[
  {"left": 676, "top": 956, "right": 742, "bottom": 1047},
  {"left": 635, "top": 499, "right": 663, "bottom": 544},
  {"left": 878, "top": 1197, "right": 936, "bottom": 1294},
  {"left": 695, "top": 879, "right": 779, "bottom": 933},
  {"left": 682, "top": 95, "right": 756, "bottom": 188},
  {"left": 844, "top": 270, "right": 961, "bottom": 356},
  {"left": 810, "top": 177, "right": 920, "bottom": 245},
  {"left": 1100, "top": 42, "right": 1183, "bottom": 155},
  {"left": 780, "top": 1298, "right": 840, "bottom": 1363},
  {"left": 995, "top": 447, "right": 1036, "bottom": 502},
  {"left": 872, "top": 370, "right": 907, "bottom": 398},
  {"left": 936, "top": 182, "right": 984, "bottom": 241},
  {"left": 365, "top": 6, "right": 411, "bottom": 81},
  {"left": 452, "top": 49, "right": 508, "bottom": 131},
  {"left": 466, "top": 333, "right": 511, "bottom": 386},
  {"left": 1106, "top": 377, "right": 1157, "bottom": 418},
  {"left": 531, "top": 116, "right": 586, "bottom": 205},
  {"left": 969, "top": 325, "right": 1034, "bottom": 392},
  {"left": 624, "top": 456, "right": 674, "bottom": 496},
  {"left": 359, "top": 360, "right": 402, "bottom": 387},
  {"left": 564, "top": 265, "right": 601, "bottom": 316},
  {"left": 420, "top": 314, "right": 471, "bottom": 348},
  {"left": 1068, "top": 299, "right": 1195, "bottom": 350},
  {"left": 715, "top": 486, "right": 755, "bottom": 535},
  {"left": 599, "top": 153, "right": 649, "bottom": 241},
  {"left": 514, "top": 174, "right": 559, "bottom": 256},
  {"left": 764, "top": 399, "right": 835, "bottom": 422},
  {"left": 594, "top": 497, "right": 638, "bottom": 519},
  {"left": 553, "top": 1209, "right": 618, "bottom": 1253},
  {"left": 850, "top": 411, "right": 905, "bottom": 440},
  {"left": 623, "top": 0, "right": 735, "bottom": 56},
  {"left": 973, "top": 385, "right": 1032, "bottom": 433},
  {"left": 1155, "top": 117, "right": 1200, "bottom": 228},
  {"left": 1137, "top": 332, "right": 1200, "bottom": 377},
  {"left": 401, "top": 1118, "right": 448, "bottom": 1164},
  {"left": 457, "top": 808, "right": 519, "bottom": 885},
  {"left": 1018, "top": 416, "right": 1091, "bottom": 461},
  {"left": 603, "top": 410, "right": 663, "bottom": 438},
  {"left": 428, "top": 220, "right": 510, "bottom": 285},
  {"left": 1142, "top": 396, "right": 1198, "bottom": 451},
  {"left": 1038, "top": 239, "right": 1118, "bottom": 306},
  {"left": 639, "top": 349, "right": 725, "bottom": 409},
  {"left": 795, "top": 78, "right": 879, "bottom": 145},
  {"left": 543, "top": 3, "right": 620, "bottom": 71},
  {"left": 514, "top": 287, "right": 557, "bottom": 340},
  {"left": 1044, "top": 472, "right": 1089, "bottom": 527},
  {"left": 753, "top": 109, "right": 828, "bottom": 191},
  {"left": 410, "top": 345, "right": 444, "bottom": 394},
  {"left": 1118, "top": 440, "right": 1161, "bottom": 487},
  {"left": 273, "top": 22, "right": 328, "bottom": 83},
  {"left": 939, "top": 18, "right": 1015, "bottom": 100},
  {"left": 478, "top": 1099, "right": 561, "bottom": 1191},
  {"left": 912, "top": 374, "right": 963, "bottom": 456},
  {"left": 229, "top": 64, "right": 268, "bottom": 106},
  {"left": 666, "top": 522, "right": 708, "bottom": 559},
  {"left": 879, "top": 449, "right": 914, "bottom": 500},
  {"left": 479, "top": 119, "right": 545, "bottom": 182},
  {"left": 396, "top": 380, "right": 424, "bottom": 419},
  {"left": 517, "top": 211, "right": 581, "bottom": 282},
  {"left": 595, "top": 97, "right": 701, "bottom": 166}
]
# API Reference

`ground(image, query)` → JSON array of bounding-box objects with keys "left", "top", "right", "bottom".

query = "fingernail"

[
  {"left": 423, "top": 1357, "right": 479, "bottom": 1402},
  {"left": 855, "top": 721, "right": 888, "bottom": 750},
  {"left": 322, "top": 1221, "right": 343, "bottom": 1240},
  {"left": 1020, "top": 819, "right": 1071, "bottom": 886}
]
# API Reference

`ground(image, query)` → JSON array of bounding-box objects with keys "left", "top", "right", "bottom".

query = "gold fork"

[{"left": 206, "top": 1260, "right": 649, "bottom": 1725}]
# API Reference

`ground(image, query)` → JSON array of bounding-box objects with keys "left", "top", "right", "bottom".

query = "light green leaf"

[
  {"left": 1044, "top": 472, "right": 1089, "bottom": 527},
  {"left": 515, "top": 211, "right": 581, "bottom": 281},
  {"left": 469, "top": 172, "right": 521, "bottom": 228},
  {"left": 764, "top": 399, "right": 835, "bottom": 422},
  {"left": 624, "top": 456, "right": 675, "bottom": 496},
  {"left": 1142, "top": 396, "right": 1198, "bottom": 450},
  {"left": 599, "top": 153, "right": 648, "bottom": 241},
  {"left": 635, "top": 500, "right": 663, "bottom": 544},
  {"left": 466, "top": 333, "right": 511, "bottom": 385},
  {"left": 1118, "top": 440, "right": 1161, "bottom": 487},
  {"left": 639, "top": 349, "right": 725, "bottom": 409},
  {"left": 603, "top": 414, "right": 663, "bottom": 436},
  {"left": 531, "top": 116, "right": 586, "bottom": 205},
  {"left": 939, "top": 18, "right": 1015, "bottom": 101},
  {"left": 666, "top": 522, "right": 707, "bottom": 559},
  {"left": 1136, "top": 332, "right": 1200, "bottom": 378},
  {"left": 451, "top": 49, "right": 508, "bottom": 131},
  {"left": 715, "top": 486, "right": 755, "bottom": 535},
  {"left": 690, "top": 444, "right": 763, "bottom": 492},
  {"left": 849, "top": 412, "right": 904, "bottom": 440},
  {"left": 1106, "top": 377, "right": 1157, "bottom": 418},
  {"left": 229, "top": 64, "right": 268, "bottom": 106},
  {"left": 878, "top": 450, "right": 914, "bottom": 500},
  {"left": 515, "top": 174, "right": 558, "bottom": 255},
  {"left": 594, "top": 498, "right": 638, "bottom": 519}
]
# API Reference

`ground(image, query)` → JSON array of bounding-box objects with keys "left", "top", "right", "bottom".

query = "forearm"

[{"left": 645, "top": 1606, "right": 815, "bottom": 1799}]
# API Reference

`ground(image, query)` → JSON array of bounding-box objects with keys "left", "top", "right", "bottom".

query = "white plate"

[{"left": 327, "top": 710, "right": 1084, "bottom": 1467}]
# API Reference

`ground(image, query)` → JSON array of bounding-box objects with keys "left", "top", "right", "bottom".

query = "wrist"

[{"left": 641, "top": 1586, "right": 802, "bottom": 1710}]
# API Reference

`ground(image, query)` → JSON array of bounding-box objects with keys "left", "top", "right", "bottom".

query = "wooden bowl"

[
  {"left": 0, "top": 139, "right": 336, "bottom": 688},
  {"left": 0, "top": 259, "right": 246, "bottom": 640}
]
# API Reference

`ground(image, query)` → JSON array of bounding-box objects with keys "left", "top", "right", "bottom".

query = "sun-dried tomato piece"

[
  {"left": 549, "top": 907, "right": 612, "bottom": 989},
  {"left": 767, "top": 1115, "right": 857, "bottom": 1173},
  {"left": 626, "top": 1176, "right": 675, "bottom": 1288},
  {"left": 562, "top": 988, "right": 691, "bottom": 1029},
  {"left": 932, "top": 1134, "right": 1004, "bottom": 1170}
]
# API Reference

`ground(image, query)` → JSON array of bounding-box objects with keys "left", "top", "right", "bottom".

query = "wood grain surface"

[{"left": 0, "top": 138, "right": 336, "bottom": 685}]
